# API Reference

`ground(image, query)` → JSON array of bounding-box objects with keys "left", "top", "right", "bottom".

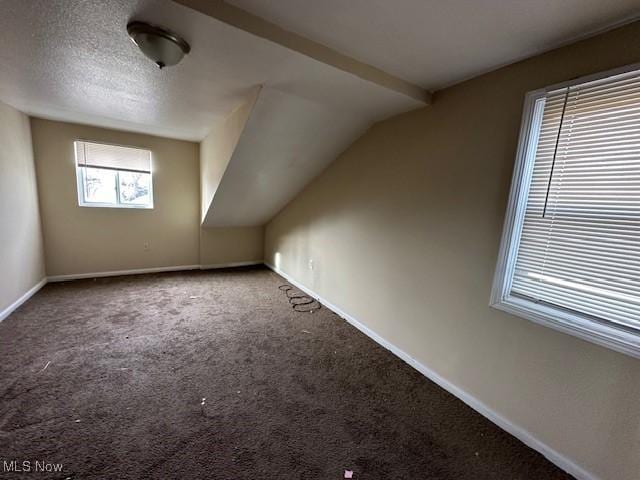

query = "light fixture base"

[{"left": 127, "top": 21, "right": 190, "bottom": 69}]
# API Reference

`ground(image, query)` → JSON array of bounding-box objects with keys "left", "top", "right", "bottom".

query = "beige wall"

[
  {"left": 200, "top": 226, "right": 264, "bottom": 266},
  {"left": 265, "top": 22, "right": 640, "bottom": 480},
  {"left": 31, "top": 119, "right": 201, "bottom": 276},
  {"left": 0, "top": 102, "right": 46, "bottom": 314},
  {"left": 30, "top": 118, "right": 265, "bottom": 278}
]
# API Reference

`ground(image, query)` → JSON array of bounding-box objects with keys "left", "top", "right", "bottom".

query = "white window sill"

[
  {"left": 78, "top": 201, "right": 154, "bottom": 209},
  {"left": 491, "top": 296, "right": 640, "bottom": 359}
]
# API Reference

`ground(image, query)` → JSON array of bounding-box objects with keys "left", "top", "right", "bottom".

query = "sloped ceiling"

[
  {"left": 228, "top": 0, "right": 640, "bottom": 89},
  {"left": 203, "top": 86, "right": 378, "bottom": 226}
]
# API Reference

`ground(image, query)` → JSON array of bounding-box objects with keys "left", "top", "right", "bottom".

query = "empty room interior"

[{"left": 2, "top": 1, "right": 640, "bottom": 478}]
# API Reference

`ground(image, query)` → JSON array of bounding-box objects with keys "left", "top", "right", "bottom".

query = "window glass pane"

[
  {"left": 119, "top": 171, "right": 152, "bottom": 205},
  {"left": 83, "top": 167, "right": 117, "bottom": 204}
]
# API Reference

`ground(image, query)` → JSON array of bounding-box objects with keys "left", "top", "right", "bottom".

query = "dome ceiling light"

[{"left": 127, "top": 21, "right": 191, "bottom": 69}]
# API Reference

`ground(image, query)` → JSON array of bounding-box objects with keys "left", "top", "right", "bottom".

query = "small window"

[
  {"left": 75, "top": 141, "right": 153, "bottom": 209},
  {"left": 492, "top": 65, "right": 640, "bottom": 358}
]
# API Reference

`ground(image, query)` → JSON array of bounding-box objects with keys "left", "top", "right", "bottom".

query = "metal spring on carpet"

[{"left": 278, "top": 285, "right": 322, "bottom": 313}]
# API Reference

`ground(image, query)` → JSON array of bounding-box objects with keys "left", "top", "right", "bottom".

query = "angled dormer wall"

[
  {"left": 199, "top": 87, "right": 264, "bottom": 265},
  {"left": 200, "top": 87, "right": 261, "bottom": 224}
]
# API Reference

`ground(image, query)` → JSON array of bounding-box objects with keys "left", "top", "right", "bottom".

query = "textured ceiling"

[
  {"left": 229, "top": 0, "right": 640, "bottom": 89},
  {"left": 0, "top": 0, "right": 419, "bottom": 141}
]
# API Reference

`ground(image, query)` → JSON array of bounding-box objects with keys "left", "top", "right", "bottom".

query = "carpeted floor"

[{"left": 0, "top": 266, "right": 574, "bottom": 479}]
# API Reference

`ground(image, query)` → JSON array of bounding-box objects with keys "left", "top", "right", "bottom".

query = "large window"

[
  {"left": 492, "top": 65, "right": 640, "bottom": 358},
  {"left": 75, "top": 141, "right": 153, "bottom": 209}
]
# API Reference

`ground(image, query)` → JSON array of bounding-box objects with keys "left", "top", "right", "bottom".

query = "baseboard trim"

[
  {"left": 266, "top": 263, "right": 597, "bottom": 480},
  {"left": 0, "top": 277, "right": 47, "bottom": 322},
  {"left": 47, "top": 264, "right": 202, "bottom": 282},
  {"left": 200, "top": 261, "right": 263, "bottom": 270},
  {"left": 47, "top": 262, "right": 266, "bottom": 283}
]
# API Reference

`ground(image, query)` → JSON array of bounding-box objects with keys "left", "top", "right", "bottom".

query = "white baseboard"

[
  {"left": 47, "top": 262, "right": 265, "bottom": 283},
  {"left": 266, "top": 263, "right": 597, "bottom": 480},
  {"left": 47, "top": 264, "right": 202, "bottom": 282},
  {"left": 200, "top": 261, "right": 263, "bottom": 270},
  {"left": 0, "top": 277, "right": 47, "bottom": 322}
]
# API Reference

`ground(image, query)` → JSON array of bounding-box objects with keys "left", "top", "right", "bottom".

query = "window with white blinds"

[
  {"left": 492, "top": 65, "right": 640, "bottom": 358},
  {"left": 74, "top": 141, "right": 153, "bottom": 209}
]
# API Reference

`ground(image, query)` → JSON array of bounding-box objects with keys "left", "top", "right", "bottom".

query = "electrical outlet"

[
  {"left": 143, "top": 241, "right": 150, "bottom": 251},
  {"left": 309, "top": 259, "right": 314, "bottom": 270}
]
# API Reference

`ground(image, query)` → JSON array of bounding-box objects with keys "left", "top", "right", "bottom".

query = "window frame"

[
  {"left": 74, "top": 140, "right": 154, "bottom": 210},
  {"left": 491, "top": 63, "right": 640, "bottom": 359}
]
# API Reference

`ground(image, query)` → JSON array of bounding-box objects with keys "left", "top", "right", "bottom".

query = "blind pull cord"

[
  {"left": 542, "top": 87, "right": 570, "bottom": 219},
  {"left": 82, "top": 142, "right": 89, "bottom": 198}
]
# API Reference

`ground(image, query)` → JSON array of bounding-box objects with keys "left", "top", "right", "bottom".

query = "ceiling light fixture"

[{"left": 127, "top": 21, "right": 191, "bottom": 69}]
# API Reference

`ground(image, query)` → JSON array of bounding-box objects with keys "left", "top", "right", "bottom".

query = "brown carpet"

[{"left": 0, "top": 266, "right": 574, "bottom": 479}]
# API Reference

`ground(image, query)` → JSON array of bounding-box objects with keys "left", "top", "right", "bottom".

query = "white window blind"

[
  {"left": 76, "top": 141, "right": 151, "bottom": 172},
  {"left": 492, "top": 65, "right": 640, "bottom": 357},
  {"left": 511, "top": 69, "right": 640, "bottom": 333}
]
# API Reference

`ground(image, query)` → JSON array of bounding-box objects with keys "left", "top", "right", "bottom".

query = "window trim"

[
  {"left": 490, "top": 63, "right": 640, "bottom": 359},
  {"left": 74, "top": 140, "right": 154, "bottom": 210}
]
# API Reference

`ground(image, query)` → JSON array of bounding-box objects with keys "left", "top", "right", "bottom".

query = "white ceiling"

[
  {"left": 0, "top": 0, "right": 423, "bottom": 226},
  {"left": 1, "top": 0, "right": 638, "bottom": 225},
  {"left": 229, "top": 0, "right": 640, "bottom": 89},
  {"left": 0, "top": 0, "right": 418, "bottom": 142},
  {"left": 0, "top": 0, "right": 245, "bottom": 141}
]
